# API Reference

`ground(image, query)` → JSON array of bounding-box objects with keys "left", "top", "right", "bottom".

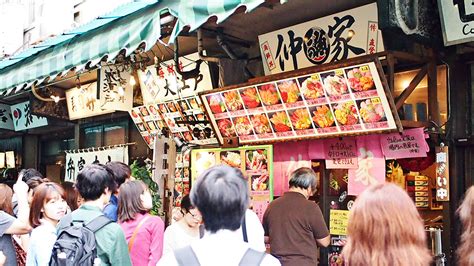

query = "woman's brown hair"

[
  {"left": 62, "top": 181, "right": 79, "bottom": 211},
  {"left": 29, "top": 182, "right": 64, "bottom": 228},
  {"left": 457, "top": 186, "right": 474, "bottom": 266},
  {"left": 0, "top": 184, "right": 13, "bottom": 215},
  {"left": 342, "top": 183, "right": 431, "bottom": 266},
  {"left": 118, "top": 180, "right": 149, "bottom": 222}
]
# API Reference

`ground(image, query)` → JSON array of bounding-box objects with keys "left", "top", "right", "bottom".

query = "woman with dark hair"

[
  {"left": 118, "top": 180, "right": 164, "bottom": 266},
  {"left": 342, "top": 183, "right": 431, "bottom": 266},
  {"left": 26, "top": 183, "right": 67, "bottom": 266},
  {"left": 162, "top": 194, "right": 202, "bottom": 255},
  {"left": 457, "top": 186, "right": 473, "bottom": 266},
  {"left": 61, "top": 182, "right": 82, "bottom": 212}
]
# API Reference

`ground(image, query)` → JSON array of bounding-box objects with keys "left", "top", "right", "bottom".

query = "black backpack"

[{"left": 49, "top": 214, "right": 112, "bottom": 266}]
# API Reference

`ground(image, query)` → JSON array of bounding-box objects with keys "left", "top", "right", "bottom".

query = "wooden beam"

[
  {"left": 395, "top": 65, "right": 428, "bottom": 110},
  {"left": 400, "top": 120, "right": 432, "bottom": 128},
  {"left": 427, "top": 56, "right": 440, "bottom": 125},
  {"left": 386, "top": 54, "right": 395, "bottom": 93},
  {"left": 391, "top": 51, "right": 427, "bottom": 64}
]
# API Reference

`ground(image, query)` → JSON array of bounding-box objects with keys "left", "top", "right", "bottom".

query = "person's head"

[
  {"left": 342, "top": 183, "right": 431, "bottom": 266},
  {"left": 117, "top": 180, "right": 152, "bottom": 222},
  {"left": 19, "top": 168, "right": 43, "bottom": 182},
  {"left": 75, "top": 164, "right": 116, "bottom": 205},
  {"left": 190, "top": 165, "right": 248, "bottom": 233},
  {"left": 0, "top": 184, "right": 13, "bottom": 215},
  {"left": 105, "top": 162, "right": 131, "bottom": 193},
  {"left": 2, "top": 168, "right": 18, "bottom": 188},
  {"left": 288, "top": 167, "right": 318, "bottom": 198},
  {"left": 26, "top": 176, "right": 48, "bottom": 204},
  {"left": 29, "top": 183, "right": 67, "bottom": 228},
  {"left": 180, "top": 194, "right": 201, "bottom": 228},
  {"left": 457, "top": 186, "right": 474, "bottom": 266},
  {"left": 62, "top": 181, "right": 81, "bottom": 211}
]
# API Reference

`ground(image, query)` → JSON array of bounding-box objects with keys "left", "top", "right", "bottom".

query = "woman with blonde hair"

[
  {"left": 457, "top": 186, "right": 474, "bottom": 266},
  {"left": 342, "top": 183, "right": 431, "bottom": 266}
]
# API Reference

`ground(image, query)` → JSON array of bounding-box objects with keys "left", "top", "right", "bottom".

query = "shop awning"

[{"left": 0, "top": 0, "right": 265, "bottom": 96}]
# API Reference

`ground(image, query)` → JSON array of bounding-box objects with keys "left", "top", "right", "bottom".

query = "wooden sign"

[
  {"left": 435, "top": 146, "right": 449, "bottom": 201},
  {"left": 10, "top": 101, "right": 48, "bottom": 131}
]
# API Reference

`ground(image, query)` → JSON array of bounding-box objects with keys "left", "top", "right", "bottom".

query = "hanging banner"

[
  {"left": 324, "top": 138, "right": 358, "bottom": 169},
  {"left": 348, "top": 135, "right": 385, "bottom": 195},
  {"left": 329, "top": 209, "right": 349, "bottom": 236},
  {"left": 64, "top": 146, "right": 128, "bottom": 182},
  {"left": 435, "top": 146, "right": 449, "bottom": 201},
  {"left": 66, "top": 82, "right": 114, "bottom": 120},
  {"left": 10, "top": 101, "right": 48, "bottom": 131},
  {"left": 0, "top": 103, "right": 14, "bottom": 130},
  {"left": 438, "top": 0, "right": 474, "bottom": 46},
  {"left": 380, "top": 128, "right": 429, "bottom": 159},
  {"left": 191, "top": 145, "right": 273, "bottom": 221},
  {"left": 137, "top": 53, "right": 213, "bottom": 105},
  {"left": 258, "top": 3, "right": 384, "bottom": 75},
  {"left": 98, "top": 66, "right": 133, "bottom": 111},
  {"left": 200, "top": 59, "right": 400, "bottom": 145},
  {"left": 5, "top": 151, "right": 15, "bottom": 168},
  {"left": 0, "top": 152, "right": 5, "bottom": 168}
]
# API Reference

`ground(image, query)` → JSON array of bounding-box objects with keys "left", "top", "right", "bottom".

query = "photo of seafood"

[
  {"left": 188, "top": 97, "right": 200, "bottom": 109},
  {"left": 232, "top": 116, "right": 254, "bottom": 136},
  {"left": 245, "top": 149, "right": 268, "bottom": 171},
  {"left": 240, "top": 87, "right": 261, "bottom": 109},
  {"left": 269, "top": 111, "right": 292, "bottom": 132},
  {"left": 288, "top": 108, "right": 313, "bottom": 130},
  {"left": 217, "top": 118, "right": 236, "bottom": 137},
  {"left": 222, "top": 90, "right": 244, "bottom": 111},
  {"left": 332, "top": 101, "right": 360, "bottom": 126},
  {"left": 322, "top": 72, "right": 349, "bottom": 96},
  {"left": 309, "top": 105, "right": 335, "bottom": 128},
  {"left": 276, "top": 79, "right": 301, "bottom": 104},
  {"left": 207, "top": 94, "right": 226, "bottom": 113},
  {"left": 250, "top": 114, "right": 272, "bottom": 134},
  {"left": 358, "top": 97, "right": 386, "bottom": 123},
  {"left": 195, "top": 151, "right": 216, "bottom": 177},
  {"left": 257, "top": 83, "right": 281, "bottom": 106},
  {"left": 220, "top": 151, "right": 242, "bottom": 168},
  {"left": 346, "top": 65, "right": 375, "bottom": 92},
  {"left": 298, "top": 74, "right": 325, "bottom": 100},
  {"left": 251, "top": 174, "right": 269, "bottom": 191}
]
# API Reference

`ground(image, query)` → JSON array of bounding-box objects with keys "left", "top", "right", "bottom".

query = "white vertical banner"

[
  {"left": 65, "top": 146, "right": 129, "bottom": 182},
  {"left": 153, "top": 138, "right": 176, "bottom": 216},
  {"left": 10, "top": 101, "right": 48, "bottom": 131}
]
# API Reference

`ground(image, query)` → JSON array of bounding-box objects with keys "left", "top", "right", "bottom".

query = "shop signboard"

[
  {"left": 0, "top": 103, "right": 14, "bottom": 130},
  {"left": 438, "top": 0, "right": 474, "bottom": 46},
  {"left": 66, "top": 82, "right": 114, "bottom": 120},
  {"left": 98, "top": 66, "right": 134, "bottom": 112},
  {"left": 129, "top": 95, "right": 218, "bottom": 149},
  {"left": 200, "top": 59, "right": 400, "bottom": 146},
  {"left": 64, "top": 146, "right": 128, "bottom": 182},
  {"left": 329, "top": 209, "right": 349, "bottom": 235},
  {"left": 258, "top": 3, "right": 384, "bottom": 75},
  {"left": 380, "top": 127, "right": 429, "bottom": 159},
  {"left": 137, "top": 53, "right": 213, "bottom": 105},
  {"left": 191, "top": 145, "right": 273, "bottom": 221},
  {"left": 435, "top": 146, "right": 449, "bottom": 201},
  {"left": 10, "top": 101, "right": 48, "bottom": 131},
  {"left": 5, "top": 151, "right": 14, "bottom": 168}
]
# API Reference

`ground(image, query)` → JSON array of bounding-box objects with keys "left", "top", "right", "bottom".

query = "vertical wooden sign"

[{"left": 435, "top": 146, "right": 449, "bottom": 201}]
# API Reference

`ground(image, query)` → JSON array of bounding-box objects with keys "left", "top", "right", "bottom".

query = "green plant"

[{"left": 130, "top": 160, "right": 162, "bottom": 216}]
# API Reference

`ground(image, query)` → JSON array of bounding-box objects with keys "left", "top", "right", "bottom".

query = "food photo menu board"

[
  {"left": 190, "top": 145, "right": 273, "bottom": 221},
  {"left": 129, "top": 95, "right": 218, "bottom": 149},
  {"left": 200, "top": 61, "right": 400, "bottom": 145}
]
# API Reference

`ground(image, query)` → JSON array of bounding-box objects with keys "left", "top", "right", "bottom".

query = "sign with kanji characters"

[
  {"left": 435, "top": 146, "right": 449, "bottom": 201},
  {"left": 10, "top": 101, "right": 48, "bottom": 131},
  {"left": 329, "top": 209, "right": 349, "bottom": 235},
  {"left": 137, "top": 53, "right": 213, "bottom": 105},
  {"left": 380, "top": 128, "right": 429, "bottom": 159},
  {"left": 324, "top": 138, "right": 358, "bottom": 169},
  {"left": 258, "top": 3, "right": 384, "bottom": 75},
  {"left": 64, "top": 146, "right": 128, "bottom": 182},
  {"left": 98, "top": 66, "right": 133, "bottom": 111},
  {"left": 438, "top": 0, "right": 474, "bottom": 46},
  {"left": 66, "top": 82, "right": 114, "bottom": 120},
  {"left": 0, "top": 103, "right": 14, "bottom": 130}
]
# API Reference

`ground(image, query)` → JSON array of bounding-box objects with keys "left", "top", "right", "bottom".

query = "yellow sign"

[{"left": 329, "top": 210, "right": 349, "bottom": 235}]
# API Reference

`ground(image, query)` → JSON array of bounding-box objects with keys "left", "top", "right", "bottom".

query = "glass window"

[
  {"left": 82, "top": 121, "right": 128, "bottom": 148},
  {"left": 104, "top": 124, "right": 126, "bottom": 145},
  {"left": 84, "top": 126, "right": 102, "bottom": 148}
]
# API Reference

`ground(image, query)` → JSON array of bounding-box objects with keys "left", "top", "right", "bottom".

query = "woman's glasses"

[{"left": 187, "top": 210, "right": 202, "bottom": 220}]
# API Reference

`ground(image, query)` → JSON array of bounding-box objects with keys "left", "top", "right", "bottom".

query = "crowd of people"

[{"left": 0, "top": 163, "right": 472, "bottom": 265}]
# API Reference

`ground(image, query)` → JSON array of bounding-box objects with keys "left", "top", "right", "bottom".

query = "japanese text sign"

[
  {"left": 66, "top": 82, "right": 113, "bottom": 120},
  {"left": 137, "top": 53, "right": 213, "bottom": 105},
  {"left": 0, "top": 103, "right": 14, "bottom": 130},
  {"left": 435, "top": 146, "right": 449, "bottom": 201},
  {"left": 200, "top": 60, "right": 399, "bottom": 146},
  {"left": 380, "top": 128, "right": 429, "bottom": 159},
  {"left": 325, "top": 138, "right": 358, "bottom": 169},
  {"left": 258, "top": 3, "right": 384, "bottom": 75},
  {"left": 438, "top": 0, "right": 474, "bottom": 46},
  {"left": 10, "top": 101, "right": 48, "bottom": 131},
  {"left": 329, "top": 209, "right": 349, "bottom": 235},
  {"left": 98, "top": 66, "right": 133, "bottom": 111}
]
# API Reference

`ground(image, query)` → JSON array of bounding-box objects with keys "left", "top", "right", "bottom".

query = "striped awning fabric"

[{"left": 0, "top": 0, "right": 265, "bottom": 96}]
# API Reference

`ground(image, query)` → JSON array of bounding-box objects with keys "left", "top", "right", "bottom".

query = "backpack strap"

[
  {"left": 238, "top": 248, "right": 266, "bottom": 266},
  {"left": 174, "top": 246, "right": 200, "bottom": 266},
  {"left": 85, "top": 215, "right": 112, "bottom": 233},
  {"left": 242, "top": 215, "right": 248, "bottom": 243}
]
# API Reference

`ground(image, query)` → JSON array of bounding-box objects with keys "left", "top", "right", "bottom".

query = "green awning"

[{"left": 0, "top": 0, "right": 265, "bottom": 96}]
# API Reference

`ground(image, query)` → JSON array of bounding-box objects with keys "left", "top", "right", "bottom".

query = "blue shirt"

[
  {"left": 26, "top": 221, "right": 57, "bottom": 266},
  {"left": 103, "top": 194, "right": 118, "bottom": 222}
]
